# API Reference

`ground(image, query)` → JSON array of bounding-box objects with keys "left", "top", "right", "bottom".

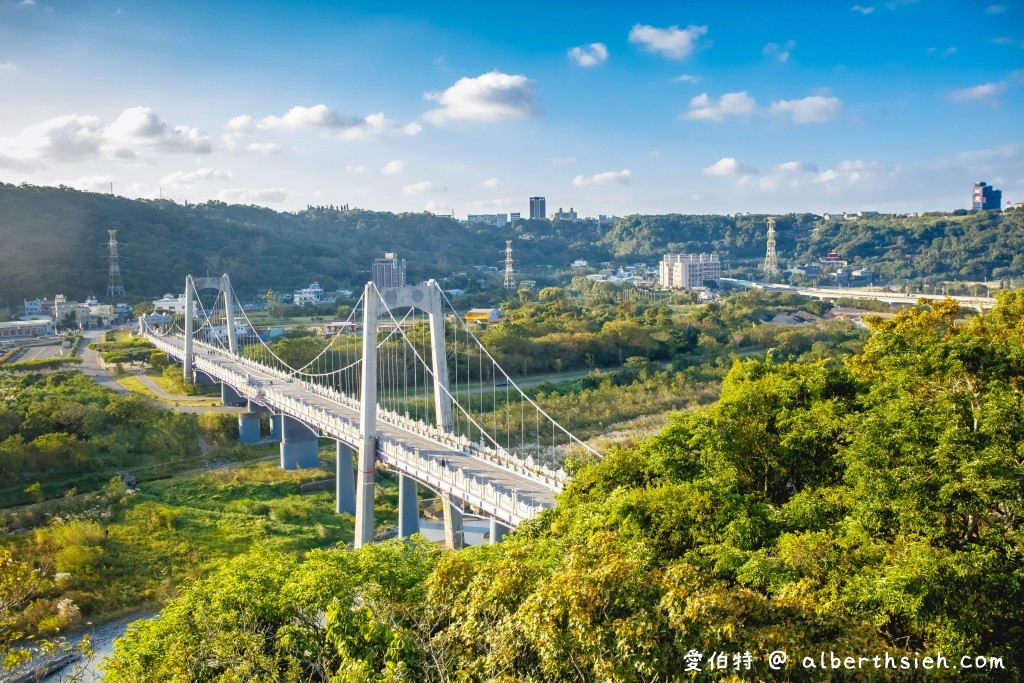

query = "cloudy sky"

[{"left": 1, "top": 0, "right": 1022, "bottom": 216}]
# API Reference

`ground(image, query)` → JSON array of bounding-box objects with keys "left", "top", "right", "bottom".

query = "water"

[
  {"left": 417, "top": 514, "right": 491, "bottom": 546},
  {"left": 38, "top": 518, "right": 488, "bottom": 681},
  {"left": 39, "top": 612, "right": 156, "bottom": 683}
]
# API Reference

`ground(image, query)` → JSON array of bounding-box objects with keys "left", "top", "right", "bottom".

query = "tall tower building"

[
  {"left": 372, "top": 252, "right": 406, "bottom": 287},
  {"left": 529, "top": 196, "right": 546, "bottom": 221},
  {"left": 972, "top": 182, "right": 1002, "bottom": 211},
  {"left": 762, "top": 217, "right": 779, "bottom": 282},
  {"left": 106, "top": 229, "right": 125, "bottom": 300}
]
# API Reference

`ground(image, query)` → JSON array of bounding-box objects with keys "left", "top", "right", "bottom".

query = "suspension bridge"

[{"left": 140, "top": 275, "right": 598, "bottom": 549}]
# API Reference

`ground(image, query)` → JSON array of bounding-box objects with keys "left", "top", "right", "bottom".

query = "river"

[{"left": 37, "top": 514, "right": 490, "bottom": 681}]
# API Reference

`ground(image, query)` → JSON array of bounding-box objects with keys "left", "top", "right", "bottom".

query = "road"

[{"left": 75, "top": 331, "right": 242, "bottom": 414}]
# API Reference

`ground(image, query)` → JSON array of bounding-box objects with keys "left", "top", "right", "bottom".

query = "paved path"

[
  {"left": 75, "top": 331, "right": 242, "bottom": 414},
  {"left": 133, "top": 371, "right": 202, "bottom": 401},
  {"left": 76, "top": 331, "right": 130, "bottom": 396}
]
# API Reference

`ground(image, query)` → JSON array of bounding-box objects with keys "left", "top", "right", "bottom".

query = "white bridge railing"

[{"left": 147, "top": 333, "right": 556, "bottom": 524}]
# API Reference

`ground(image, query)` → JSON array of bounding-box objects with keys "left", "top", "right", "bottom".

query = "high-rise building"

[
  {"left": 529, "top": 196, "right": 546, "bottom": 220},
  {"left": 659, "top": 253, "right": 721, "bottom": 291},
  {"left": 552, "top": 207, "right": 578, "bottom": 221},
  {"left": 510, "top": 212, "right": 521, "bottom": 222},
  {"left": 372, "top": 252, "right": 406, "bottom": 287},
  {"left": 972, "top": 182, "right": 1002, "bottom": 211}
]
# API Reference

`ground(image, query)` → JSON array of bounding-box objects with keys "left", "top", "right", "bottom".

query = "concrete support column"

[
  {"left": 442, "top": 493, "right": 465, "bottom": 550},
  {"left": 221, "top": 383, "right": 246, "bottom": 406},
  {"left": 222, "top": 274, "right": 238, "bottom": 355},
  {"left": 354, "top": 282, "right": 379, "bottom": 549},
  {"left": 279, "top": 416, "right": 320, "bottom": 470},
  {"left": 183, "top": 276, "right": 194, "bottom": 384},
  {"left": 238, "top": 413, "right": 260, "bottom": 443},
  {"left": 489, "top": 518, "right": 509, "bottom": 545},
  {"left": 426, "top": 281, "right": 453, "bottom": 432},
  {"left": 269, "top": 414, "right": 282, "bottom": 442},
  {"left": 398, "top": 476, "right": 419, "bottom": 537},
  {"left": 335, "top": 442, "right": 356, "bottom": 515}
]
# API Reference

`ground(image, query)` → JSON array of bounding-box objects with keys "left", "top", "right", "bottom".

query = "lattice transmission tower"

[
  {"left": 762, "top": 216, "right": 779, "bottom": 282},
  {"left": 503, "top": 240, "right": 516, "bottom": 289},
  {"left": 106, "top": 229, "right": 125, "bottom": 300}
]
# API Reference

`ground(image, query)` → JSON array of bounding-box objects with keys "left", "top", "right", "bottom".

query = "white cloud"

[
  {"left": 0, "top": 114, "right": 104, "bottom": 167},
  {"left": 986, "top": 4, "right": 1006, "bottom": 13},
  {"left": 110, "top": 110, "right": 206, "bottom": 158},
  {"left": 424, "top": 200, "right": 451, "bottom": 214},
  {"left": 105, "top": 106, "right": 212, "bottom": 153},
  {"left": 0, "top": 107, "right": 211, "bottom": 168},
  {"left": 0, "top": 62, "right": 14, "bottom": 72},
  {"left": 482, "top": 177, "right": 499, "bottom": 189},
  {"left": 551, "top": 157, "right": 576, "bottom": 165},
  {"left": 381, "top": 160, "right": 406, "bottom": 174},
  {"left": 773, "top": 161, "right": 819, "bottom": 173},
  {"left": 161, "top": 168, "right": 232, "bottom": 185},
  {"left": 942, "top": 47, "right": 956, "bottom": 57},
  {"left": 339, "top": 112, "right": 422, "bottom": 140},
  {"left": 670, "top": 74, "right": 699, "bottom": 83},
  {"left": 703, "top": 157, "right": 757, "bottom": 176},
  {"left": 814, "top": 159, "right": 881, "bottom": 187},
  {"left": 851, "top": 4, "right": 875, "bottom": 13},
  {"left": 949, "top": 81, "right": 1008, "bottom": 102},
  {"left": 990, "top": 37, "right": 1015, "bottom": 45},
  {"left": 246, "top": 142, "right": 280, "bottom": 155},
  {"left": 424, "top": 71, "right": 538, "bottom": 124},
  {"left": 403, "top": 181, "right": 447, "bottom": 194},
  {"left": 763, "top": 40, "right": 796, "bottom": 63},
  {"left": 224, "top": 115, "right": 253, "bottom": 133},
  {"left": 259, "top": 104, "right": 351, "bottom": 130},
  {"left": 683, "top": 91, "right": 757, "bottom": 121},
  {"left": 217, "top": 187, "right": 291, "bottom": 204},
  {"left": 770, "top": 96, "right": 844, "bottom": 123},
  {"left": 567, "top": 42, "right": 608, "bottom": 67},
  {"left": 472, "top": 198, "right": 511, "bottom": 211},
  {"left": 345, "top": 164, "right": 366, "bottom": 173},
  {"left": 52, "top": 175, "right": 113, "bottom": 193},
  {"left": 572, "top": 169, "right": 631, "bottom": 187},
  {"left": 628, "top": 24, "right": 707, "bottom": 59}
]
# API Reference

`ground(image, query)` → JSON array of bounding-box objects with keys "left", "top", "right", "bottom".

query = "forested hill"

[{"left": 1, "top": 182, "right": 1022, "bottom": 305}]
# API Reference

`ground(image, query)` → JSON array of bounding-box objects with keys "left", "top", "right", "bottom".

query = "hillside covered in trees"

[
  {"left": 1, "top": 183, "right": 1022, "bottom": 307},
  {"left": 99, "top": 292, "right": 1024, "bottom": 681}
]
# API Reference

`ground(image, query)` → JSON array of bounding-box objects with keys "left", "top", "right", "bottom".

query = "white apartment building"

[
  {"left": 658, "top": 253, "right": 721, "bottom": 291},
  {"left": 293, "top": 282, "right": 325, "bottom": 306},
  {"left": 467, "top": 213, "right": 509, "bottom": 227}
]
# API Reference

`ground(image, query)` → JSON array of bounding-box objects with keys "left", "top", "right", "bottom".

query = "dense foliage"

[
  {"left": 2, "top": 183, "right": 1021, "bottom": 307},
  {"left": 0, "top": 373, "right": 199, "bottom": 505},
  {"left": 101, "top": 291, "right": 1024, "bottom": 681}
]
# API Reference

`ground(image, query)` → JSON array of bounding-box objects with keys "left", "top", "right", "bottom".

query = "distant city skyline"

[{"left": 0, "top": 1, "right": 1022, "bottom": 215}]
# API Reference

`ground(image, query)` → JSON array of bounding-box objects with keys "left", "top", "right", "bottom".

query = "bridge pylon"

[
  {"left": 354, "top": 280, "right": 454, "bottom": 549},
  {"left": 183, "top": 273, "right": 238, "bottom": 384}
]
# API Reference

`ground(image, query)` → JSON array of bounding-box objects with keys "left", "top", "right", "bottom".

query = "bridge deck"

[{"left": 155, "top": 335, "right": 558, "bottom": 517}]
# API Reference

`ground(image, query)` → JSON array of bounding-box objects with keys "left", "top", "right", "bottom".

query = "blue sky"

[{"left": 1, "top": 0, "right": 1022, "bottom": 216}]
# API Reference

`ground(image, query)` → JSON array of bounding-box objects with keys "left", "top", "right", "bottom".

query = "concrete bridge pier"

[
  {"left": 442, "top": 494, "right": 465, "bottom": 550},
  {"left": 269, "top": 414, "right": 282, "bottom": 441},
  {"left": 398, "top": 476, "right": 419, "bottom": 537},
  {"left": 238, "top": 413, "right": 260, "bottom": 443},
  {"left": 280, "top": 416, "right": 320, "bottom": 470},
  {"left": 221, "top": 383, "right": 247, "bottom": 406},
  {"left": 489, "top": 519, "right": 509, "bottom": 545},
  {"left": 335, "top": 442, "right": 356, "bottom": 515},
  {"left": 238, "top": 400, "right": 268, "bottom": 444}
]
